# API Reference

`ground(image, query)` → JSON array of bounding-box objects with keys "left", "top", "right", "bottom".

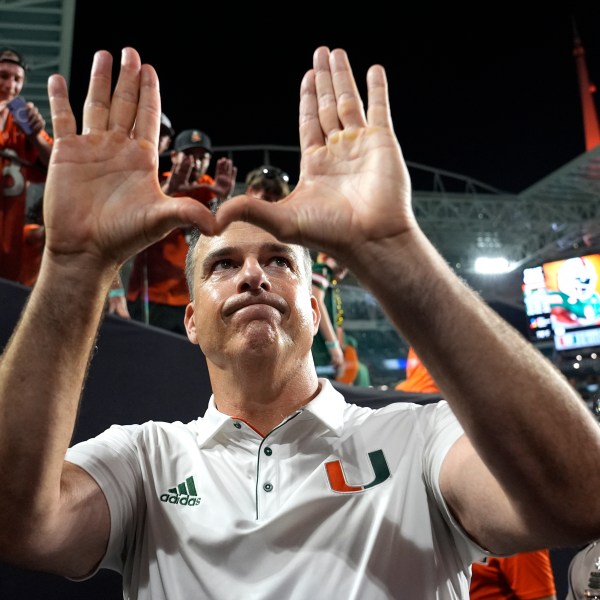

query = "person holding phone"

[{"left": 0, "top": 47, "right": 53, "bottom": 282}]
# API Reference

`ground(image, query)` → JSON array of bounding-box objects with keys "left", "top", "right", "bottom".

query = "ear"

[
  {"left": 310, "top": 294, "right": 321, "bottom": 336},
  {"left": 184, "top": 302, "right": 198, "bottom": 344}
]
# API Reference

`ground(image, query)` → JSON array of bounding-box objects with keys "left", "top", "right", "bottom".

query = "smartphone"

[{"left": 7, "top": 96, "right": 33, "bottom": 135}]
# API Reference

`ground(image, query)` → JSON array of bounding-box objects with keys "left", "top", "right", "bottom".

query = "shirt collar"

[{"left": 195, "top": 378, "right": 348, "bottom": 447}]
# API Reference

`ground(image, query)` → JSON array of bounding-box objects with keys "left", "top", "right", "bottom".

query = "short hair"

[
  {"left": 0, "top": 48, "right": 28, "bottom": 71},
  {"left": 244, "top": 165, "right": 291, "bottom": 203},
  {"left": 185, "top": 225, "right": 313, "bottom": 301}
]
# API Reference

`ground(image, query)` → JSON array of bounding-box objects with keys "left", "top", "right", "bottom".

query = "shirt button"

[
  {"left": 264, "top": 447, "right": 272, "bottom": 456},
  {"left": 233, "top": 421, "right": 242, "bottom": 429},
  {"left": 263, "top": 483, "right": 273, "bottom": 492}
]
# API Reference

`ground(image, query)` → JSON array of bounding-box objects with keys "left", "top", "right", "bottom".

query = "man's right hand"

[
  {"left": 45, "top": 48, "right": 220, "bottom": 279},
  {"left": 214, "top": 46, "right": 414, "bottom": 272}
]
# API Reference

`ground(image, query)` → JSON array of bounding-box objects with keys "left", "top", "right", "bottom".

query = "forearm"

[
  {"left": 351, "top": 228, "right": 600, "bottom": 533},
  {"left": 0, "top": 256, "right": 114, "bottom": 533}
]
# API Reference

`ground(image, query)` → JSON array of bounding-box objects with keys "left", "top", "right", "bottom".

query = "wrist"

[{"left": 325, "top": 340, "right": 340, "bottom": 349}]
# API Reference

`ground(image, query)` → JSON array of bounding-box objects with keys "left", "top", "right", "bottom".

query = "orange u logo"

[{"left": 325, "top": 449, "right": 390, "bottom": 493}]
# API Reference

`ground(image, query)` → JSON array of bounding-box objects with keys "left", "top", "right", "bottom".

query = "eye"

[
  {"left": 213, "top": 259, "right": 236, "bottom": 271},
  {"left": 269, "top": 256, "right": 292, "bottom": 269}
]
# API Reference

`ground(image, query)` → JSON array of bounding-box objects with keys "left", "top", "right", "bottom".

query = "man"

[
  {"left": 0, "top": 47, "right": 53, "bottom": 282},
  {"left": 125, "top": 128, "right": 236, "bottom": 334},
  {"left": 0, "top": 47, "right": 599, "bottom": 599},
  {"left": 311, "top": 251, "right": 371, "bottom": 386},
  {"left": 244, "top": 164, "right": 291, "bottom": 201},
  {"left": 159, "top": 111, "right": 175, "bottom": 155}
]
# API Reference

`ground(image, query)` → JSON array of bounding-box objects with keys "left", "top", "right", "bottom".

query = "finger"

[
  {"left": 48, "top": 73, "right": 77, "bottom": 139},
  {"left": 164, "top": 197, "right": 220, "bottom": 236},
  {"left": 215, "top": 157, "right": 229, "bottom": 175},
  {"left": 329, "top": 48, "right": 367, "bottom": 129},
  {"left": 137, "top": 195, "right": 219, "bottom": 242},
  {"left": 299, "top": 68, "right": 324, "bottom": 155},
  {"left": 184, "top": 158, "right": 194, "bottom": 179},
  {"left": 215, "top": 195, "right": 300, "bottom": 243},
  {"left": 313, "top": 46, "right": 342, "bottom": 138},
  {"left": 107, "top": 47, "right": 143, "bottom": 135},
  {"left": 130, "top": 63, "right": 160, "bottom": 148},
  {"left": 82, "top": 50, "right": 113, "bottom": 134},
  {"left": 366, "top": 64, "right": 392, "bottom": 130}
]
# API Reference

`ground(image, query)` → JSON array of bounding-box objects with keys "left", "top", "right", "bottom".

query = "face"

[
  {"left": 172, "top": 147, "right": 211, "bottom": 179},
  {"left": 158, "top": 128, "right": 172, "bottom": 154},
  {"left": 185, "top": 222, "right": 319, "bottom": 368},
  {"left": 246, "top": 183, "right": 286, "bottom": 203},
  {"left": 0, "top": 61, "right": 24, "bottom": 107},
  {"left": 558, "top": 258, "right": 598, "bottom": 300}
]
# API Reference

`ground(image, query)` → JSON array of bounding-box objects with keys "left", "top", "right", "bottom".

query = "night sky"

[{"left": 68, "top": 5, "right": 600, "bottom": 194}]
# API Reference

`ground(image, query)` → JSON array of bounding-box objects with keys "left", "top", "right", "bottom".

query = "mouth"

[{"left": 222, "top": 292, "right": 287, "bottom": 318}]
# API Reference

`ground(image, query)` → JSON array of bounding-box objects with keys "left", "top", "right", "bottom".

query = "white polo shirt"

[{"left": 66, "top": 378, "right": 485, "bottom": 599}]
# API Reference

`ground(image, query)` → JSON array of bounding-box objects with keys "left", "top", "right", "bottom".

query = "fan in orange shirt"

[
  {"left": 125, "top": 129, "right": 236, "bottom": 335},
  {"left": 19, "top": 196, "right": 44, "bottom": 287},
  {"left": 395, "top": 346, "right": 441, "bottom": 393},
  {"left": 470, "top": 549, "right": 557, "bottom": 600},
  {"left": 0, "top": 47, "right": 53, "bottom": 282}
]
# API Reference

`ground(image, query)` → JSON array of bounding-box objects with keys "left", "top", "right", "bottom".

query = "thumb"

[{"left": 215, "top": 194, "right": 301, "bottom": 243}]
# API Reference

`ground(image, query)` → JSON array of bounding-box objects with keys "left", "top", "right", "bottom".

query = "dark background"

[{"left": 69, "top": 4, "right": 600, "bottom": 193}]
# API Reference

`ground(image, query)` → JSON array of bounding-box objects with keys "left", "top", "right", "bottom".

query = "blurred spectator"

[
  {"left": 159, "top": 112, "right": 175, "bottom": 154},
  {"left": 157, "top": 112, "right": 175, "bottom": 172},
  {"left": 311, "top": 251, "right": 371, "bottom": 387},
  {"left": 0, "top": 47, "right": 53, "bottom": 282},
  {"left": 125, "top": 129, "right": 236, "bottom": 334},
  {"left": 245, "top": 164, "right": 290, "bottom": 201},
  {"left": 106, "top": 112, "right": 176, "bottom": 319},
  {"left": 19, "top": 195, "right": 44, "bottom": 287},
  {"left": 395, "top": 345, "right": 441, "bottom": 393},
  {"left": 470, "top": 550, "right": 557, "bottom": 600}
]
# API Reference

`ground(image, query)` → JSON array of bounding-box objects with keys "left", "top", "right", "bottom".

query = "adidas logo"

[{"left": 160, "top": 475, "right": 201, "bottom": 507}]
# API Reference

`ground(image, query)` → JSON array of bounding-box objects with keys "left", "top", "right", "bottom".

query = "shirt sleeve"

[
  {"left": 421, "top": 401, "right": 489, "bottom": 565},
  {"left": 65, "top": 424, "right": 145, "bottom": 575}
]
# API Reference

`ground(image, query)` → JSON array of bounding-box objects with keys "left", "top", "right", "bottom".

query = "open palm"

[
  {"left": 44, "top": 48, "right": 217, "bottom": 271},
  {"left": 217, "top": 47, "right": 415, "bottom": 260}
]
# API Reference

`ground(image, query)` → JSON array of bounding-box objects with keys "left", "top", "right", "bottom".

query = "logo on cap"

[{"left": 174, "top": 129, "right": 212, "bottom": 153}]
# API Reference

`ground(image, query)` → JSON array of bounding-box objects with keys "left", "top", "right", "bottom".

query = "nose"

[{"left": 237, "top": 258, "right": 271, "bottom": 292}]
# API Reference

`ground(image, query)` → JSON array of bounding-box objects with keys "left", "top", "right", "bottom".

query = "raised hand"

[
  {"left": 216, "top": 46, "right": 415, "bottom": 262},
  {"left": 21, "top": 100, "right": 46, "bottom": 137},
  {"left": 209, "top": 157, "right": 238, "bottom": 199},
  {"left": 44, "top": 48, "right": 218, "bottom": 274},
  {"left": 179, "top": 157, "right": 237, "bottom": 200}
]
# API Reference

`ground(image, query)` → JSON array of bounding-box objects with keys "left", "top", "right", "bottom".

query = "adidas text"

[{"left": 160, "top": 494, "right": 201, "bottom": 506}]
